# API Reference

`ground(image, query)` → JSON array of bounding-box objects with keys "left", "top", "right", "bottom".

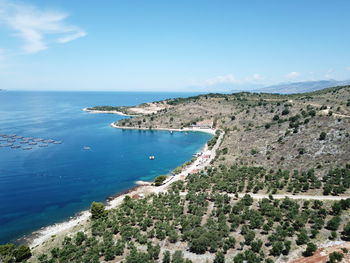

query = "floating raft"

[{"left": 0, "top": 133, "right": 63, "bottom": 150}]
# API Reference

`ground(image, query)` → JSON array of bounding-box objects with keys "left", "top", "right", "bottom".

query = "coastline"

[
  {"left": 28, "top": 126, "right": 222, "bottom": 249},
  {"left": 82, "top": 107, "right": 137, "bottom": 117},
  {"left": 110, "top": 122, "right": 217, "bottom": 135}
]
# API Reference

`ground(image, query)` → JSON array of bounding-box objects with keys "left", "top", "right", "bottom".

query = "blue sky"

[{"left": 0, "top": 0, "right": 350, "bottom": 91}]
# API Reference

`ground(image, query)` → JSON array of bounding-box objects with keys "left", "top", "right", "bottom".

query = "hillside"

[
  {"left": 114, "top": 86, "right": 350, "bottom": 182},
  {"left": 3, "top": 86, "right": 350, "bottom": 263},
  {"left": 257, "top": 80, "right": 350, "bottom": 94}
]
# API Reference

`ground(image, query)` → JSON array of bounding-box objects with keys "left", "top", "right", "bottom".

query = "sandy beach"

[
  {"left": 111, "top": 122, "right": 217, "bottom": 135},
  {"left": 82, "top": 108, "right": 137, "bottom": 117},
  {"left": 29, "top": 126, "right": 222, "bottom": 249}
]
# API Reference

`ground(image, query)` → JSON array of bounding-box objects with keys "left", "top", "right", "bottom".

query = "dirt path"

[
  {"left": 178, "top": 192, "right": 349, "bottom": 201},
  {"left": 236, "top": 193, "right": 349, "bottom": 201}
]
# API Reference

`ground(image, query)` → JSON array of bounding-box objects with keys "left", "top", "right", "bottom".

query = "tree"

[
  {"left": 154, "top": 175, "right": 167, "bottom": 186},
  {"left": 303, "top": 243, "right": 317, "bottom": 257},
  {"left": 14, "top": 245, "right": 32, "bottom": 262},
  {"left": 342, "top": 222, "right": 350, "bottom": 241},
  {"left": 329, "top": 251, "right": 344, "bottom": 263},
  {"left": 90, "top": 202, "right": 106, "bottom": 220},
  {"left": 271, "top": 241, "right": 284, "bottom": 256},
  {"left": 331, "top": 202, "right": 342, "bottom": 215},
  {"left": 282, "top": 109, "right": 290, "bottom": 115},
  {"left": 251, "top": 239, "right": 263, "bottom": 253},
  {"left": 319, "top": 132, "right": 327, "bottom": 140},
  {"left": 213, "top": 251, "right": 225, "bottom": 263},
  {"left": 189, "top": 235, "right": 209, "bottom": 254},
  {"left": 171, "top": 250, "right": 185, "bottom": 263},
  {"left": 296, "top": 229, "right": 309, "bottom": 245},
  {"left": 326, "top": 216, "right": 341, "bottom": 231},
  {"left": 163, "top": 250, "right": 171, "bottom": 263}
]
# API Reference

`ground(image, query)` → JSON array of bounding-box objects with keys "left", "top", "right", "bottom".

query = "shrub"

[
  {"left": 319, "top": 132, "right": 327, "bottom": 140},
  {"left": 282, "top": 109, "right": 290, "bottom": 115},
  {"left": 90, "top": 202, "right": 106, "bottom": 220},
  {"left": 303, "top": 243, "right": 317, "bottom": 257},
  {"left": 154, "top": 175, "right": 167, "bottom": 186},
  {"left": 329, "top": 251, "right": 344, "bottom": 263}
]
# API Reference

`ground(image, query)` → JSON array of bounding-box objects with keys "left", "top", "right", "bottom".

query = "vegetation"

[
  {"left": 0, "top": 243, "right": 31, "bottom": 262},
  {"left": 154, "top": 175, "right": 167, "bottom": 186},
  {"left": 6, "top": 85, "right": 350, "bottom": 262}
]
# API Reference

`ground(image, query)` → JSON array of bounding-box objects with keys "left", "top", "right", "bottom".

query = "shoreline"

[
  {"left": 27, "top": 127, "right": 222, "bottom": 249},
  {"left": 82, "top": 107, "right": 138, "bottom": 117},
  {"left": 110, "top": 122, "right": 217, "bottom": 135}
]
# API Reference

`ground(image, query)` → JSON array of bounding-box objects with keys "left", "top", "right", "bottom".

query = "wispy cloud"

[
  {"left": 204, "top": 74, "right": 239, "bottom": 86},
  {"left": 286, "top": 71, "right": 300, "bottom": 79},
  {"left": 0, "top": 0, "right": 86, "bottom": 53},
  {"left": 203, "top": 73, "right": 265, "bottom": 87},
  {"left": 251, "top": 73, "right": 264, "bottom": 81},
  {"left": 324, "top": 69, "right": 334, "bottom": 79}
]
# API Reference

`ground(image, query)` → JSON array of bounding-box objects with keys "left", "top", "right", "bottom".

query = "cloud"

[
  {"left": 286, "top": 71, "right": 300, "bottom": 79},
  {"left": 204, "top": 74, "right": 239, "bottom": 86},
  {"left": 324, "top": 69, "right": 334, "bottom": 79},
  {"left": 0, "top": 0, "right": 86, "bottom": 53},
  {"left": 346, "top": 67, "right": 350, "bottom": 71},
  {"left": 202, "top": 73, "right": 266, "bottom": 89},
  {"left": 251, "top": 73, "right": 264, "bottom": 81}
]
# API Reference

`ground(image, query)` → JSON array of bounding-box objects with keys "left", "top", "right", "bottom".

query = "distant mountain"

[{"left": 256, "top": 79, "right": 350, "bottom": 94}]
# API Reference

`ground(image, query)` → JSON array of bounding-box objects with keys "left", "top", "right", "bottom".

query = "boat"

[
  {"left": 47, "top": 139, "right": 55, "bottom": 143},
  {"left": 11, "top": 145, "right": 21, "bottom": 149},
  {"left": 83, "top": 146, "right": 91, "bottom": 150},
  {"left": 20, "top": 141, "right": 28, "bottom": 144},
  {"left": 7, "top": 139, "right": 16, "bottom": 143},
  {"left": 53, "top": 141, "right": 62, "bottom": 144},
  {"left": 149, "top": 155, "right": 155, "bottom": 160},
  {"left": 39, "top": 144, "right": 48, "bottom": 147},
  {"left": 28, "top": 142, "right": 37, "bottom": 145},
  {"left": 22, "top": 147, "right": 32, "bottom": 150},
  {"left": 1, "top": 143, "right": 13, "bottom": 147}
]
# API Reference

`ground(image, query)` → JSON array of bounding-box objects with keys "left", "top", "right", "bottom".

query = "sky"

[{"left": 0, "top": 0, "right": 350, "bottom": 92}]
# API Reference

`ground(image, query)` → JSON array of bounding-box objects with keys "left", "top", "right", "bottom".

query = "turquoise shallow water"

[{"left": 0, "top": 91, "right": 211, "bottom": 243}]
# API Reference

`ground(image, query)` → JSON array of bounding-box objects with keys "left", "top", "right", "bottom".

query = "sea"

[{"left": 0, "top": 91, "right": 212, "bottom": 243}]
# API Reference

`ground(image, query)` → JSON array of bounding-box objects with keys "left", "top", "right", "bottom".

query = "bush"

[
  {"left": 15, "top": 245, "right": 31, "bottom": 262},
  {"left": 329, "top": 251, "right": 344, "bottom": 263},
  {"left": 303, "top": 243, "right": 317, "bottom": 257},
  {"left": 282, "top": 109, "right": 290, "bottom": 115},
  {"left": 90, "top": 202, "right": 106, "bottom": 220},
  {"left": 319, "top": 132, "right": 327, "bottom": 140},
  {"left": 154, "top": 175, "right": 167, "bottom": 186},
  {"left": 213, "top": 251, "right": 225, "bottom": 263}
]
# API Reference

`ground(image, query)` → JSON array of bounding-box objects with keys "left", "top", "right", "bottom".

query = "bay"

[{"left": 0, "top": 91, "right": 211, "bottom": 243}]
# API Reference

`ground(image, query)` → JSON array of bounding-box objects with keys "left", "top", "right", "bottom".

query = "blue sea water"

[{"left": 0, "top": 91, "right": 211, "bottom": 243}]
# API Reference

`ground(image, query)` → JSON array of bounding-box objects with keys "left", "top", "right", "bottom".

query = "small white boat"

[
  {"left": 149, "top": 155, "right": 155, "bottom": 160},
  {"left": 53, "top": 141, "right": 62, "bottom": 144},
  {"left": 83, "top": 146, "right": 91, "bottom": 150}
]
